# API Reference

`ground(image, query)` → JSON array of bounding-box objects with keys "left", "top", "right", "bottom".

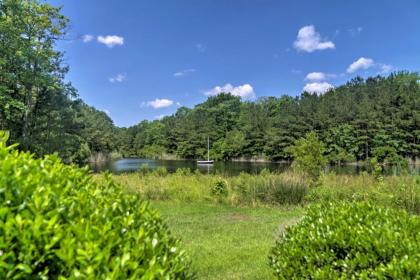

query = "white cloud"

[
  {"left": 109, "top": 73, "right": 127, "bottom": 83},
  {"left": 305, "top": 72, "right": 337, "bottom": 81},
  {"left": 173, "top": 69, "right": 196, "bottom": 77},
  {"left": 97, "top": 35, "right": 124, "bottom": 48},
  {"left": 82, "top": 34, "right": 94, "bottom": 43},
  {"left": 303, "top": 82, "right": 333, "bottom": 94},
  {"left": 204, "top": 83, "right": 255, "bottom": 99},
  {"left": 293, "top": 25, "right": 335, "bottom": 52},
  {"left": 380, "top": 64, "right": 393, "bottom": 73},
  {"left": 146, "top": 98, "right": 174, "bottom": 109},
  {"left": 347, "top": 57, "right": 374, "bottom": 73},
  {"left": 102, "top": 109, "right": 110, "bottom": 115},
  {"left": 305, "top": 72, "right": 326, "bottom": 81}
]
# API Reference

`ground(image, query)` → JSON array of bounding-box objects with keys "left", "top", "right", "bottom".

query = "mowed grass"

[{"left": 151, "top": 201, "right": 303, "bottom": 279}]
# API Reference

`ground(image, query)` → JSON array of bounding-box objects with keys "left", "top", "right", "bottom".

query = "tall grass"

[
  {"left": 95, "top": 168, "right": 420, "bottom": 214},
  {"left": 306, "top": 172, "right": 420, "bottom": 214},
  {"left": 95, "top": 168, "right": 309, "bottom": 207}
]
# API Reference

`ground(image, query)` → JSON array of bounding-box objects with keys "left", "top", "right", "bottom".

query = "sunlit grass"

[{"left": 152, "top": 201, "right": 302, "bottom": 279}]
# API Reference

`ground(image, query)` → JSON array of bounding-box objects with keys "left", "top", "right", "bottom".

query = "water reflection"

[{"left": 90, "top": 158, "right": 420, "bottom": 176}]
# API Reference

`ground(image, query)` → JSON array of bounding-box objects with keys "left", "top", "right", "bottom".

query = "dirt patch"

[{"left": 225, "top": 213, "right": 253, "bottom": 221}]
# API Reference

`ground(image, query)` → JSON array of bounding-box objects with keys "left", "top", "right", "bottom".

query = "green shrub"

[
  {"left": 269, "top": 202, "right": 420, "bottom": 279},
  {"left": 152, "top": 167, "right": 169, "bottom": 177},
  {"left": 286, "top": 131, "right": 327, "bottom": 183},
  {"left": 0, "top": 133, "right": 192, "bottom": 279},
  {"left": 212, "top": 180, "right": 228, "bottom": 196}
]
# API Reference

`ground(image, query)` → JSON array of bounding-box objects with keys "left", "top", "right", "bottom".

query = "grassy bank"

[
  {"left": 152, "top": 202, "right": 302, "bottom": 279},
  {"left": 97, "top": 169, "right": 420, "bottom": 214}
]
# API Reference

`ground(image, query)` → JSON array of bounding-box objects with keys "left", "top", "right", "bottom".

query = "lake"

[{"left": 89, "top": 158, "right": 420, "bottom": 176}]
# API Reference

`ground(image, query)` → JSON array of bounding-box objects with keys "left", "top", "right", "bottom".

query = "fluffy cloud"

[
  {"left": 380, "top": 64, "right": 393, "bottom": 73},
  {"left": 305, "top": 72, "right": 337, "bottom": 82},
  {"left": 205, "top": 83, "right": 255, "bottom": 99},
  {"left": 109, "top": 73, "right": 127, "bottom": 83},
  {"left": 82, "top": 34, "right": 94, "bottom": 43},
  {"left": 293, "top": 25, "right": 335, "bottom": 52},
  {"left": 347, "top": 57, "right": 374, "bottom": 73},
  {"left": 346, "top": 57, "right": 394, "bottom": 75},
  {"left": 146, "top": 98, "right": 174, "bottom": 109},
  {"left": 174, "top": 69, "right": 196, "bottom": 77},
  {"left": 97, "top": 35, "right": 124, "bottom": 48},
  {"left": 305, "top": 72, "right": 326, "bottom": 81},
  {"left": 303, "top": 82, "right": 333, "bottom": 94}
]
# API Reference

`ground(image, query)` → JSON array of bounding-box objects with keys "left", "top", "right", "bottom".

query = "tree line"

[
  {"left": 0, "top": 0, "right": 118, "bottom": 163},
  {"left": 121, "top": 73, "right": 420, "bottom": 164},
  {"left": 1, "top": 0, "right": 419, "bottom": 165}
]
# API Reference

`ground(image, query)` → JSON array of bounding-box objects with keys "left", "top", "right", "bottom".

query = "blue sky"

[{"left": 50, "top": 0, "right": 420, "bottom": 127}]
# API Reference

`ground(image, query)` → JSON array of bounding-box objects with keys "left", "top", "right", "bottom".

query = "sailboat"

[{"left": 197, "top": 136, "right": 214, "bottom": 164}]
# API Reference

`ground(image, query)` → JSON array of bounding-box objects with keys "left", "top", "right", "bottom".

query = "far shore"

[{"left": 94, "top": 154, "right": 420, "bottom": 166}]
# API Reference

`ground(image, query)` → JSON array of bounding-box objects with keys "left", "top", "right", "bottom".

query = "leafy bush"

[
  {"left": 269, "top": 202, "right": 420, "bottom": 279},
  {"left": 212, "top": 180, "right": 228, "bottom": 196},
  {"left": 287, "top": 131, "right": 327, "bottom": 183},
  {"left": 0, "top": 132, "right": 192, "bottom": 279}
]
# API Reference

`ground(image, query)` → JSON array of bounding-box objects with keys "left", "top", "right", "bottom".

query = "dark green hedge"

[
  {"left": 0, "top": 132, "right": 192, "bottom": 279},
  {"left": 269, "top": 202, "right": 420, "bottom": 279}
]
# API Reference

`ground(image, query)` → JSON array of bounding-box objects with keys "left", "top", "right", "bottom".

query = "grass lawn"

[{"left": 151, "top": 201, "right": 303, "bottom": 279}]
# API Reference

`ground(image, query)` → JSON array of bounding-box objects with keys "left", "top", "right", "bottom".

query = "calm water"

[{"left": 89, "top": 158, "right": 419, "bottom": 176}]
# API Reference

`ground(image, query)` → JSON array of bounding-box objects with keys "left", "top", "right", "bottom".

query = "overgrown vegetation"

[
  {"left": 100, "top": 169, "right": 308, "bottom": 207},
  {"left": 0, "top": 132, "right": 192, "bottom": 278},
  {"left": 101, "top": 169, "right": 420, "bottom": 214},
  {"left": 269, "top": 202, "right": 420, "bottom": 279}
]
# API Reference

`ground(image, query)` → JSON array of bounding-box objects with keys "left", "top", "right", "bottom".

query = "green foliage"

[
  {"left": 140, "top": 144, "right": 167, "bottom": 159},
  {"left": 122, "top": 73, "right": 420, "bottom": 164},
  {"left": 372, "top": 146, "right": 409, "bottom": 169},
  {"left": 305, "top": 173, "right": 420, "bottom": 214},
  {"left": 0, "top": 1, "right": 121, "bottom": 163},
  {"left": 269, "top": 202, "right": 420, "bottom": 279},
  {"left": 324, "top": 125, "right": 357, "bottom": 164},
  {"left": 287, "top": 131, "right": 327, "bottom": 181},
  {"left": 212, "top": 180, "right": 228, "bottom": 196},
  {"left": 0, "top": 140, "right": 192, "bottom": 278},
  {"left": 153, "top": 167, "right": 169, "bottom": 177},
  {"left": 108, "top": 171, "right": 310, "bottom": 207},
  {"left": 137, "top": 163, "right": 151, "bottom": 175}
]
